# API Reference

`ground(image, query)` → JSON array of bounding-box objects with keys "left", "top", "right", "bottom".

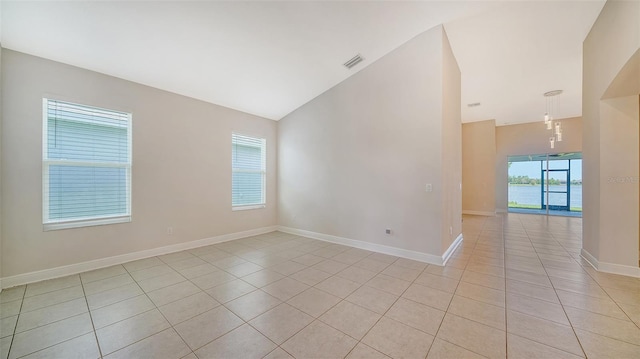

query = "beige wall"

[
  {"left": 441, "top": 29, "right": 462, "bottom": 253},
  {"left": 1, "top": 50, "right": 278, "bottom": 278},
  {"left": 278, "top": 25, "right": 461, "bottom": 259},
  {"left": 603, "top": 49, "right": 640, "bottom": 100},
  {"left": 462, "top": 120, "right": 496, "bottom": 215},
  {"left": 583, "top": 0, "right": 640, "bottom": 273},
  {"left": 598, "top": 96, "right": 639, "bottom": 267},
  {"left": 495, "top": 117, "right": 583, "bottom": 212},
  {"left": 0, "top": 45, "right": 3, "bottom": 288}
]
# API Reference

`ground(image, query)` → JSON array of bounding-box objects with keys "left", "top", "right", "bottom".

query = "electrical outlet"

[
  {"left": 385, "top": 229, "right": 392, "bottom": 235},
  {"left": 167, "top": 227, "right": 173, "bottom": 235},
  {"left": 449, "top": 226, "right": 453, "bottom": 235},
  {"left": 425, "top": 183, "right": 432, "bottom": 192}
]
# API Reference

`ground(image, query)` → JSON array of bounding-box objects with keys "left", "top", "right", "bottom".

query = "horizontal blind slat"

[
  {"left": 44, "top": 99, "right": 131, "bottom": 224},
  {"left": 232, "top": 133, "right": 265, "bottom": 207}
]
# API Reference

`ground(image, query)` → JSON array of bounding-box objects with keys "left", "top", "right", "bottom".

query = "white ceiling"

[{"left": 1, "top": 1, "right": 605, "bottom": 125}]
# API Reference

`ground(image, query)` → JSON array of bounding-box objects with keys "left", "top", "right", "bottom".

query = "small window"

[
  {"left": 43, "top": 99, "right": 132, "bottom": 230},
  {"left": 232, "top": 133, "right": 266, "bottom": 210}
]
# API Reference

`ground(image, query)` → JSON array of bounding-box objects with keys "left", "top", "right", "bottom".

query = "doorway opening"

[{"left": 508, "top": 153, "right": 582, "bottom": 217}]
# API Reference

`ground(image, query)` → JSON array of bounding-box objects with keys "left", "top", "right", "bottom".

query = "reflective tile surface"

[{"left": 1, "top": 214, "right": 640, "bottom": 358}]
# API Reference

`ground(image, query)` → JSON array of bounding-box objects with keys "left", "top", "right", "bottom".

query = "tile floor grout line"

[
  {"left": 246, "top": 249, "right": 396, "bottom": 358},
  {"left": 9, "top": 277, "right": 100, "bottom": 359},
  {"left": 424, "top": 221, "right": 483, "bottom": 359},
  {"left": 10, "top": 309, "right": 96, "bottom": 338},
  {"left": 546, "top": 273, "right": 640, "bottom": 348},
  {"left": 246, "top": 264, "right": 372, "bottom": 358},
  {"left": 199, "top": 237, "right": 336, "bottom": 358},
  {"left": 10, "top": 329, "right": 97, "bottom": 359},
  {"left": 323, "top": 256, "right": 403, "bottom": 358},
  {"left": 240, "top": 316, "right": 287, "bottom": 358},
  {"left": 261, "top": 307, "right": 319, "bottom": 359},
  {"left": 336, "top": 257, "right": 414, "bottom": 358},
  {"left": 85, "top": 287, "right": 144, "bottom": 312},
  {"left": 111, "top": 259, "right": 199, "bottom": 358},
  {"left": 81, "top": 277, "right": 139, "bottom": 298},
  {"left": 522, "top": 216, "right": 588, "bottom": 358},
  {"left": 7, "top": 226, "right": 640, "bottom": 358},
  {"left": 548, "top": 230, "right": 640, "bottom": 333},
  {"left": 502, "top": 214, "right": 509, "bottom": 359},
  {"left": 170, "top": 243, "right": 283, "bottom": 355},
  {"left": 473, "top": 217, "right": 506, "bottom": 358},
  {"left": 7, "top": 238, "right": 274, "bottom": 358},
  {"left": 4, "top": 285, "right": 26, "bottom": 359},
  {"left": 14, "top": 285, "right": 85, "bottom": 313}
]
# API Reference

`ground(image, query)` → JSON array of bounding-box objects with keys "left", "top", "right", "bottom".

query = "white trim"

[
  {"left": 42, "top": 98, "right": 133, "bottom": 226},
  {"left": 44, "top": 215, "right": 131, "bottom": 231},
  {"left": 1, "top": 226, "right": 277, "bottom": 289},
  {"left": 232, "top": 204, "right": 266, "bottom": 211},
  {"left": 580, "top": 248, "right": 599, "bottom": 270},
  {"left": 598, "top": 262, "right": 640, "bottom": 278},
  {"left": 581, "top": 248, "right": 640, "bottom": 278},
  {"left": 462, "top": 210, "right": 496, "bottom": 216},
  {"left": 231, "top": 133, "right": 266, "bottom": 209},
  {"left": 45, "top": 160, "right": 130, "bottom": 168},
  {"left": 278, "top": 226, "right": 449, "bottom": 266},
  {"left": 442, "top": 233, "right": 464, "bottom": 266},
  {"left": 42, "top": 99, "right": 49, "bottom": 225}
]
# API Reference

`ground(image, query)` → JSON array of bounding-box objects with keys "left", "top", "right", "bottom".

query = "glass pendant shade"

[{"left": 543, "top": 90, "right": 564, "bottom": 148}]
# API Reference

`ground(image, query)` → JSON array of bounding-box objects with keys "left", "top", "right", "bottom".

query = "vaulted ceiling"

[{"left": 1, "top": 1, "right": 605, "bottom": 125}]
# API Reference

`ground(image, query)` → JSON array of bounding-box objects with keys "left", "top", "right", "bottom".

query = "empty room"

[{"left": 1, "top": 1, "right": 639, "bottom": 358}]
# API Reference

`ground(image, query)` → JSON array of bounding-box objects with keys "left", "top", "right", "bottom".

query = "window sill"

[
  {"left": 232, "top": 204, "right": 266, "bottom": 211},
  {"left": 44, "top": 215, "right": 131, "bottom": 231}
]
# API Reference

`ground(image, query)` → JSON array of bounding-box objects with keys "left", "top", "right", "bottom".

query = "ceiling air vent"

[{"left": 344, "top": 54, "right": 364, "bottom": 69}]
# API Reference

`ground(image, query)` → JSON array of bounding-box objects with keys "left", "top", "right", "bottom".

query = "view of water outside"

[
  {"left": 508, "top": 158, "right": 582, "bottom": 211},
  {"left": 508, "top": 184, "right": 582, "bottom": 210}
]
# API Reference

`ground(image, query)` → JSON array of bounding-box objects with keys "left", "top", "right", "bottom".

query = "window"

[
  {"left": 43, "top": 99, "right": 132, "bottom": 230},
  {"left": 232, "top": 133, "right": 266, "bottom": 210}
]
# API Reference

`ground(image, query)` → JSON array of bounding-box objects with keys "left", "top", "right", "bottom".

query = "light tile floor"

[{"left": 1, "top": 213, "right": 640, "bottom": 358}]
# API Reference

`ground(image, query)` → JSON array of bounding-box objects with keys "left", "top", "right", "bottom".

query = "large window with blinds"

[
  {"left": 232, "top": 133, "right": 266, "bottom": 210},
  {"left": 43, "top": 99, "right": 132, "bottom": 230}
]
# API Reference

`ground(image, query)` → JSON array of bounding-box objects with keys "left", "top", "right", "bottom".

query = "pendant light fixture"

[{"left": 543, "top": 90, "right": 563, "bottom": 148}]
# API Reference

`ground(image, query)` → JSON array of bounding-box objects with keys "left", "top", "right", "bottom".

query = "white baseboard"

[
  {"left": 1, "top": 226, "right": 278, "bottom": 289},
  {"left": 278, "top": 226, "right": 461, "bottom": 266},
  {"left": 581, "top": 248, "right": 640, "bottom": 278},
  {"left": 442, "top": 234, "right": 464, "bottom": 266},
  {"left": 580, "top": 248, "right": 599, "bottom": 270},
  {"left": 462, "top": 210, "right": 496, "bottom": 216},
  {"left": 598, "top": 262, "right": 640, "bottom": 278}
]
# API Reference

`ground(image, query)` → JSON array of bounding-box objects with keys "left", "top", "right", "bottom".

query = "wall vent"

[
  {"left": 344, "top": 54, "right": 364, "bottom": 69},
  {"left": 467, "top": 102, "right": 481, "bottom": 107}
]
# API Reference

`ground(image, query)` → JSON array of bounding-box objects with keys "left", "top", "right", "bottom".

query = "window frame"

[
  {"left": 231, "top": 133, "right": 266, "bottom": 211},
  {"left": 42, "top": 98, "right": 133, "bottom": 230}
]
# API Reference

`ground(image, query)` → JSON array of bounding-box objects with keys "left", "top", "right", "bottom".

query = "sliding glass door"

[{"left": 508, "top": 153, "right": 582, "bottom": 216}]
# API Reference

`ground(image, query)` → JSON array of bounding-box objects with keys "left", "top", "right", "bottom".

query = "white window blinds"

[
  {"left": 232, "top": 133, "right": 266, "bottom": 209},
  {"left": 43, "top": 99, "right": 132, "bottom": 230}
]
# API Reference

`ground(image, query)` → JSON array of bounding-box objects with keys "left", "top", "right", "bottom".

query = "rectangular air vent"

[
  {"left": 344, "top": 54, "right": 364, "bottom": 69},
  {"left": 467, "top": 102, "right": 481, "bottom": 107}
]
